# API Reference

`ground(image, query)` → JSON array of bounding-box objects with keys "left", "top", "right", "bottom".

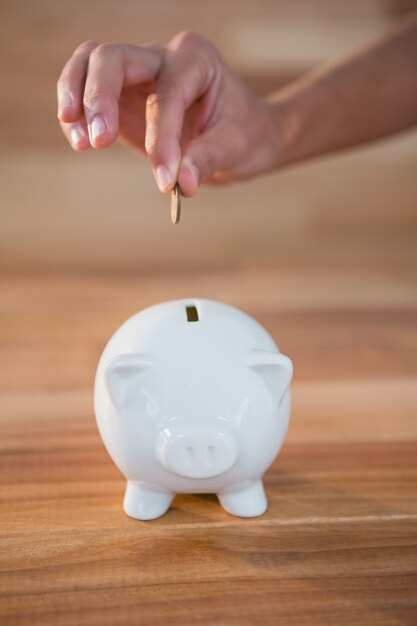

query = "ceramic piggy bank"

[{"left": 94, "top": 299, "right": 293, "bottom": 520}]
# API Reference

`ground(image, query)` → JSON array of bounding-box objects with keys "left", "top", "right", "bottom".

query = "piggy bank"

[{"left": 94, "top": 299, "right": 293, "bottom": 520}]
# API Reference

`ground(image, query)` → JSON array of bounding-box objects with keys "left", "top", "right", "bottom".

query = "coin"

[{"left": 170, "top": 183, "right": 181, "bottom": 225}]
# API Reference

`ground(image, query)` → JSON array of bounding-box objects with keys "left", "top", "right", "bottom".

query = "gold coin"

[{"left": 170, "top": 183, "right": 181, "bottom": 225}]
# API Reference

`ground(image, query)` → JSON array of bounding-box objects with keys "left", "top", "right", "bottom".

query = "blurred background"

[{"left": 1, "top": 0, "right": 417, "bottom": 272}]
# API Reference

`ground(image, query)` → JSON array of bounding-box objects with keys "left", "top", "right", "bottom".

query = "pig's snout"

[{"left": 157, "top": 422, "right": 238, "bottom": 479}]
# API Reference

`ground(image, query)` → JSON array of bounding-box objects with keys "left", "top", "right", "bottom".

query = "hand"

[{"left": 57, "top": 31, "right": 280, "bottom": 197}]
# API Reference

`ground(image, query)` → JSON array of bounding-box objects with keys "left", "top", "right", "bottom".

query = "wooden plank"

[{"left": 1, "top": 271, "right": 416, "bottom": 625}]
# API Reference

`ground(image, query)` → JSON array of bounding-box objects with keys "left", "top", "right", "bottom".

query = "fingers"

[
  {"left": 57, "top": 40, "right": 99, "bottom": 124},
  {"left": 145, "top": 89, "right": 184, "bottom": 192},
  {"left": 83, "top": 43, "right": 163, "bottom": 149},
  {"left": 84, "top": 44, "right": 163, "bottom": 148},
  {"left": 57, "top": 33, "right": 233, "bottom": 197},
  {"left": 57, "top": 42, "right": 163, "bottom": 150},
  {"left": 81, "top": 43, "right": 124, "bottom": 148},
  {"left": 145, "top": 31, "right": 219, "bottom": 192},
  {"left": 59, "top": 119, "right": 90, "bottom": 152},
  {"left": 178, "top": 123, "right": 246, "bottom": 196},
  {"left": 118, "top": 90, "right": 148, "bottom": 151}
]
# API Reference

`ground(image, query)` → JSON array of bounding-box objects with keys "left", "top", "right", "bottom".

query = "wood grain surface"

[{"left": 1, "top": 268, "right": 416, "bottom": 626}]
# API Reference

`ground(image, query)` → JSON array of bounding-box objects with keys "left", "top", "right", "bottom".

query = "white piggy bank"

[{"left": 94, "top": 299, "right": 293, "bottom": 520}]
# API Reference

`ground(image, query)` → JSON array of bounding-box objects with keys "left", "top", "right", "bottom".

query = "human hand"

[{"left": 57, "top": 31, "right": 280, "bottom": 197}]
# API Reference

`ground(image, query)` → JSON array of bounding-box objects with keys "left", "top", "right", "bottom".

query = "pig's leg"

[
  {"left": 218, "top": 480, "right": 267, "bottom": 517},
  {"left": 123, "top": 481, "right": 174, "bottom": 520}
]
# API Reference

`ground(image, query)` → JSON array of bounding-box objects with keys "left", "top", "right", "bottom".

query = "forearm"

[{"left": 270, "top": 13, "right": 417, "bottom": 168}]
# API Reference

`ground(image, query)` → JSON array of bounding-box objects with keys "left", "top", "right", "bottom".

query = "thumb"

[{"left": 178, "top": 124, "right": 245, "bottom": 197}]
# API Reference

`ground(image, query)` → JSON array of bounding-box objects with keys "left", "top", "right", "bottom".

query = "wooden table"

[{"left": 1, "top": 268, "right": 416, "bottom": 625}]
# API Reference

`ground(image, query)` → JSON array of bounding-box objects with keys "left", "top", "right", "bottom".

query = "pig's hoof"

[
  {"left": 123, "top": 481, "right": 174, "bottom": 521},
  {"left": 218, "top": 480, "right": 267, "bottom": 518}
]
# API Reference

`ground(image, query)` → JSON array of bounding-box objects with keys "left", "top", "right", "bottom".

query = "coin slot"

[{"left": 186, "top": 305, "right": 199, "bottom": 322}]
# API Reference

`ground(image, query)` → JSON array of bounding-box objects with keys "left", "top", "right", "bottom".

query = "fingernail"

[
  {"left": 70, "top": 126, "right": 85, "bottom": 148},
  {"left": 89, "top": 115, "right": 107, "bottom": 142},
  {"left": 155, "top": 164, "right": 173, "bottom": 192}
]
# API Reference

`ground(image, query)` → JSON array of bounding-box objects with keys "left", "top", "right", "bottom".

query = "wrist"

[{"left": 265, "top": 89, "right": 308, "bottom": 170}]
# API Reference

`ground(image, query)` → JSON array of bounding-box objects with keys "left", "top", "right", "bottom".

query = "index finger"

[
  {"left": 82, "top": 43, "right": 164, "bottom": 148},
  {"left": 145, "top": 31, "right": 220, "bottom": 192},
  {"left": 57, "top": 40, "right": 99, "bottom": 123}
]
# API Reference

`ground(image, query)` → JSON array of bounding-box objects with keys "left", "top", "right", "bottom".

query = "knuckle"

[
  {"left": 74, "top": 39, "right": 99, "bottom": 56},
  {"left": 90, "top": 42, "right": 120, "bottom": 62},
  {"left": 169, "top": 31, "right": 220, "bottom": 77},
  {"left": 171, "top": 29, "right": 204, "bottom": 50},
  {"left": 83, "top": 88, "right": 117, "bottom": 112},
  {"left": 82, "top": 90, "right": 102, "bottom": 110}
]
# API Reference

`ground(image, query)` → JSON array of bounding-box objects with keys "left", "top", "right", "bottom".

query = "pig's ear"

[
  {"left": 246, "top": 350, "right": 293, "bottom": 405},
  {"left": 104, "top": 353, "right": 153, "bottom": 409}
]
